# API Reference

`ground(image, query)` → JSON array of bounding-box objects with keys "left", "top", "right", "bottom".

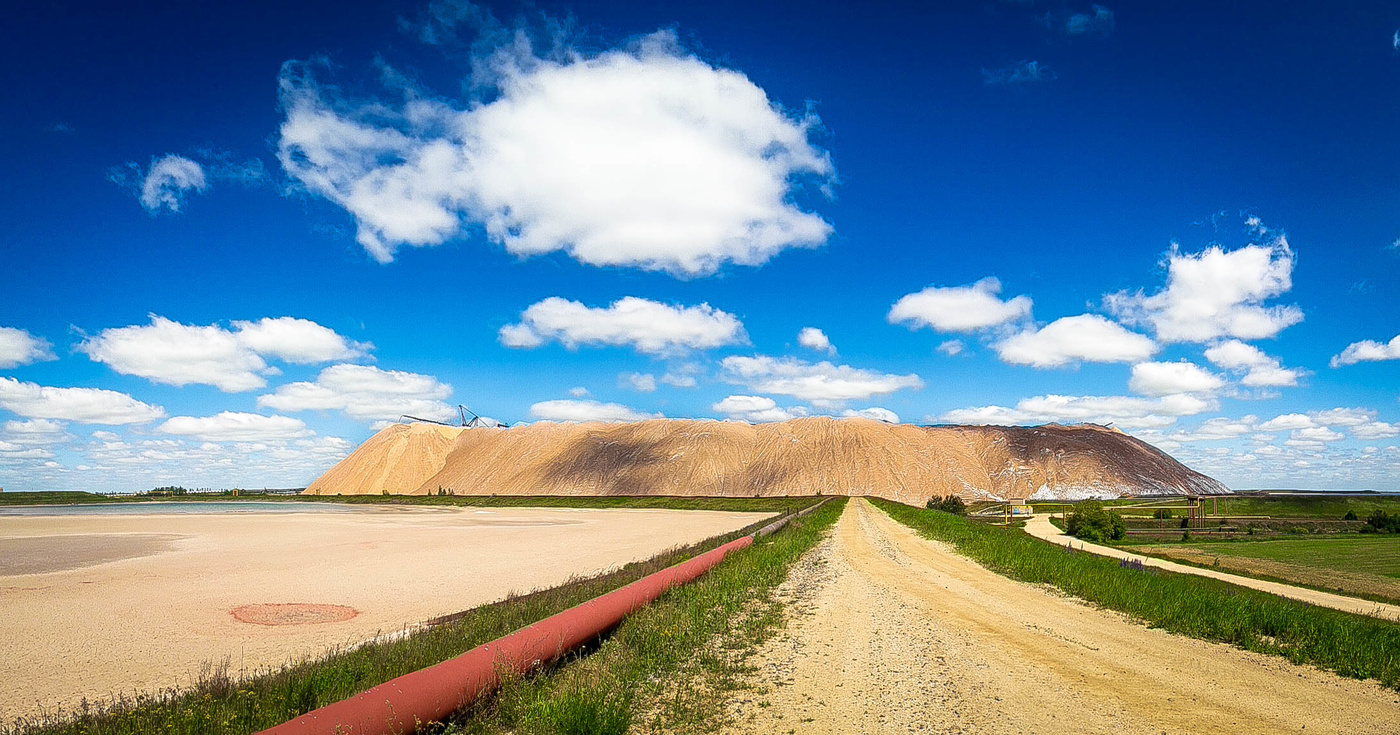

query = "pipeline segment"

[{"left": 258, "top": 498, "right": 826, "bottom": 735}]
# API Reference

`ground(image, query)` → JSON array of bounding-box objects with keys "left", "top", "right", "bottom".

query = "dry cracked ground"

[{"left": 716, "top": 499, "right": 1400, "bottom": 734}]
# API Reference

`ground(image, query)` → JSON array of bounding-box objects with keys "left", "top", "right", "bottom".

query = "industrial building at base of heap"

[{"left": 305, "top": 417, "right": 1228, "bottom": 504}]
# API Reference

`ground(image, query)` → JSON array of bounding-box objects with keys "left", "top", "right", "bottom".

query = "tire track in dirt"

[{"left": 720, "top": 499, "right": 1400, "bottom": 734}]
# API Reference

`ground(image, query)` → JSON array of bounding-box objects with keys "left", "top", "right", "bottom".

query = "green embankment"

[
  {"left": 1163, "top": 535, "right": 1400, "bottom": 578},
  {"left": 0, "top": 491, "right": 113, "bottom": 505},
  {"left": 872, "top": 498, "right": 1400, "bottom": 691},
  {"left": 4, "top": 498, "right": 840, "bottom": 735}
]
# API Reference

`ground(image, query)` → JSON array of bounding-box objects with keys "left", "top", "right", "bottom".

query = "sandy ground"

[
  {"left": 0, "top": 503, "right": 770, "bottom": 720},
  {"left": 722, "top": 499, "right": 1400, "bottom": 734},
  {"left": 1023, "top": 514, "right": 1400, "bottom": 622}
]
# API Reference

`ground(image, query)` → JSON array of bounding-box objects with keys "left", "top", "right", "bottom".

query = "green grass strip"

[
  {"left": 4, "top": 499, "right": 828, "bottom": 735},
  {"left": 442, "top": 497, "right": 846, "bottom": 735},
  {"left": 871, "top": 498, "right": 1400, "bottom": 690}
]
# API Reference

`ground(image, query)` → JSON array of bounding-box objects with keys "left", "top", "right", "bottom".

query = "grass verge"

[
  {"left": 4, "top": 498, "right": 837, "bottom": 735},
  {"left": 441, "top": 497, "right": 844, "bottom": 734},
  {"left": 872, "top": 498, "right": 1400, "bottom": 691}
]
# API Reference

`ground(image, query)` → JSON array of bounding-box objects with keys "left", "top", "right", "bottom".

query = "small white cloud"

[
  {"left": 138, "top": 155, "right": 208, "bottom": 213},
  {"left": 659, "top": 371, "right": 699, "bottom": 388},
  {"left": 159, "top": 412, "right": 313, "bottom": 442},
  {"left": 1204, "top": 339, "right": 1304, "bottom": 387},
  {"left": 712, "top": 395, "right": 805, "bottom": 423},
  {"left": 841, "top": 407, "right": 899, "bottom": 423},
  {"left": 277, "top": 31, "right": 835, "bottom": 275},
  {"left": 529, "top": 399, "right": 661, "bottom": 423},
  {"left": 500, "top": 297, "right": 747, "bottom": 355},
  {"left": 1258, "top": 413, "right": 1314, "bottom": 432},
  {"left": 620, "top": 372, "right": 658, "bottom": 392},
  {"left": 257, "top": 364, "right": 454, "bottom": 422},
  {"left": 230, "top": 317, "right": 370, "bottom": 364},
  {"left": 720, "top": 355, "right": 923, "bottom": 406},
  {"left": 982, "top": 60, "right": 1054, "bottom": 85},
  {"left": 0, "top": 327, "right": 57, "bottom": 369},
  {"left": 0, "top": 378, "right": 165, "bottom": 425},
  {"left": 797, "top": 327, "right": 835, "bottom": 354},
  {"left": 1064, "top": 5, "right": 1114, "bottom": 37},
  {"left": 994, "top": 314, "right": 1157, "bottom": 368},
  {"left": 1292, "top": 426, "right": 1344, "bottom": 443},
  {"left": 888, "top": 277, "right": 1032, "bottom": 333},
  {"left": 568, "top": 386, "right": 590, "bottom": 397},
  {"left": 1331, "top": 335, "right": 1400, "bottom": 367},
  {"left": 936, "top": 340, "right": 965, "bottom": 356},
  {"left": 1105, "top": 234, "right": 1302, "bottom": 343},
  {"left": 79, "top": 315, "right": 370, "bottom": 392},
  {"left": 1128, "top": 361, "right": 1225, "bottom": 397}
]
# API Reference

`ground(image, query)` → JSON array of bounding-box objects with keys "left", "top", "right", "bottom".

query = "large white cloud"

[
  {"left": 712, "top": 395, "right": 805, "bottom": 423},
  {"left": 1105, "top": 237, "right": 1302, "bottom": 343},
  {"left": 720, "top": 355, "right": 922, "bottom": 405},
  {"left": 79, "top": 315, "right": 368, "bottom": 392},
  {"left": 0, "top": 378, "right": 165, "bottom": 425},
  {"left": 0, "top": 327, "right": 56, "bottom": 369},
  {"left": 139, "top": 155, "right": 208, "bottom": 213},
  {"left": 257, "top": 364, "right": 454, "bottom": 422},
  {"left": 940, "top": 393, "right": 1213, "bottom": 430},
  {"left": 1128, "top": 361, "right": 1225, "bottom": 397},
  {"left": 528, "top": 399, "right": 661, "bottom": 423},
  {"left": 277, "top": 31, "right": 834, "bottom": 275},
  {"left": 499, "top": 297, "right": 747, "bottom": 354},
  {"left": 993, "top": 315, "right": 1157, "bottom": 368},
  {"left": 159, "top": 412, "right": 314, "bottom": 442},
  {"left": 888, "top": 277, "right": 1032, "bottom": 333},
  {"left": 1203, "top": 339, "right": 1304, "bottom": 388},
  {"left": 1331, "top": 335, "right": 1400, "bottom": 367}
]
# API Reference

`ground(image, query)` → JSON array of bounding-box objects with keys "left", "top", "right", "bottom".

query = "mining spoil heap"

[{"left": 306, "top": 418, "right": 1227, "bottom": 504}]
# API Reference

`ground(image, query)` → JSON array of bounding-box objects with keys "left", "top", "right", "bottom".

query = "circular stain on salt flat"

[{"left": 230, "top": 603, "right": 359, "bottom": 626}]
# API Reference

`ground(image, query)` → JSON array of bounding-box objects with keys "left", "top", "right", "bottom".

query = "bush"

[
  {"left": 1344, "top": 510, "right": 1359, "bottom": 521},
  {"left": 926, "top": 494, "right": 968, "bottom": 515},
  {"left": 1368, "top": 510, "right": 1400, "bottom": 533},
  {"left": 1065, "top": 500, "right": 1127, "bottom": 542}
]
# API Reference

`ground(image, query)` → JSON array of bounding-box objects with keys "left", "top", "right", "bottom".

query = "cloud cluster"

[
  {"left": 888, "top": 278, "right": 1031, "bottom": 333},
  {"left": 1203, "top": 340, "right": 1304, "bottom": 388},
  {"left": 528, "top": 399, "right": 661, "bottom": 422},
  {"left": 0, "top": 378, "right": 165, "bottom": 425},
  {"left": 994, "top": 315, "right": 1157, "bottom": 368},
  {"left": 1331, "top": 335, "right": 1400, "bottom": 367},
  {"left": 79, "top": 315, "right": 369, "bottom": 392},
  {"left": 941, "top": 393, "right": 1213, "bottom": 430},
  {"left": 1105, "top": 238, "right": 1302, "bottom": 343},
  {"left": 277, "top": 31, "right": 835, "bottom": 275},
  {"left": 721, "top": 355, "right": 922, "bottom": 406},
  {"left": 499, "top": 297, "right": 747, "bottom": 354},
  {"left": 257, "top": 364, "right": 454, "bottom": 422},
  {"left": 0, "top": 327, "right": 56, "bottom": 369}
]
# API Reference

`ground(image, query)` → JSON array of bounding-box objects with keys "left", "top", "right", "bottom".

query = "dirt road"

[
  {"left": 1023, "top": 514, "right": 1400, "bottom": 622},
  {"left": 723, "top": 499, "right": 1400, "bottom": 734}
]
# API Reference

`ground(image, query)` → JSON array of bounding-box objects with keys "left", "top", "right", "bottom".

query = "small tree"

[
  {"left": 1344, "top": 510, "right": 1358, "bottom": 521},
  {"left": 926, "top": 494, "right": 967, "bottom": 515},
  {"left": 1065, "top": 500, "right": 1127, "bottom": 543}
]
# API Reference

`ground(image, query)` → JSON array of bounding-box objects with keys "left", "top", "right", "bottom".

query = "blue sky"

[{"left": 3, "top": 0, "right": 1400, "bottom": 492}]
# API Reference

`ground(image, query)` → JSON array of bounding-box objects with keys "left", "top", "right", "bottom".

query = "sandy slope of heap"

[{"left": 305, "top": 418, "right": 1228, "bottom": 504}]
